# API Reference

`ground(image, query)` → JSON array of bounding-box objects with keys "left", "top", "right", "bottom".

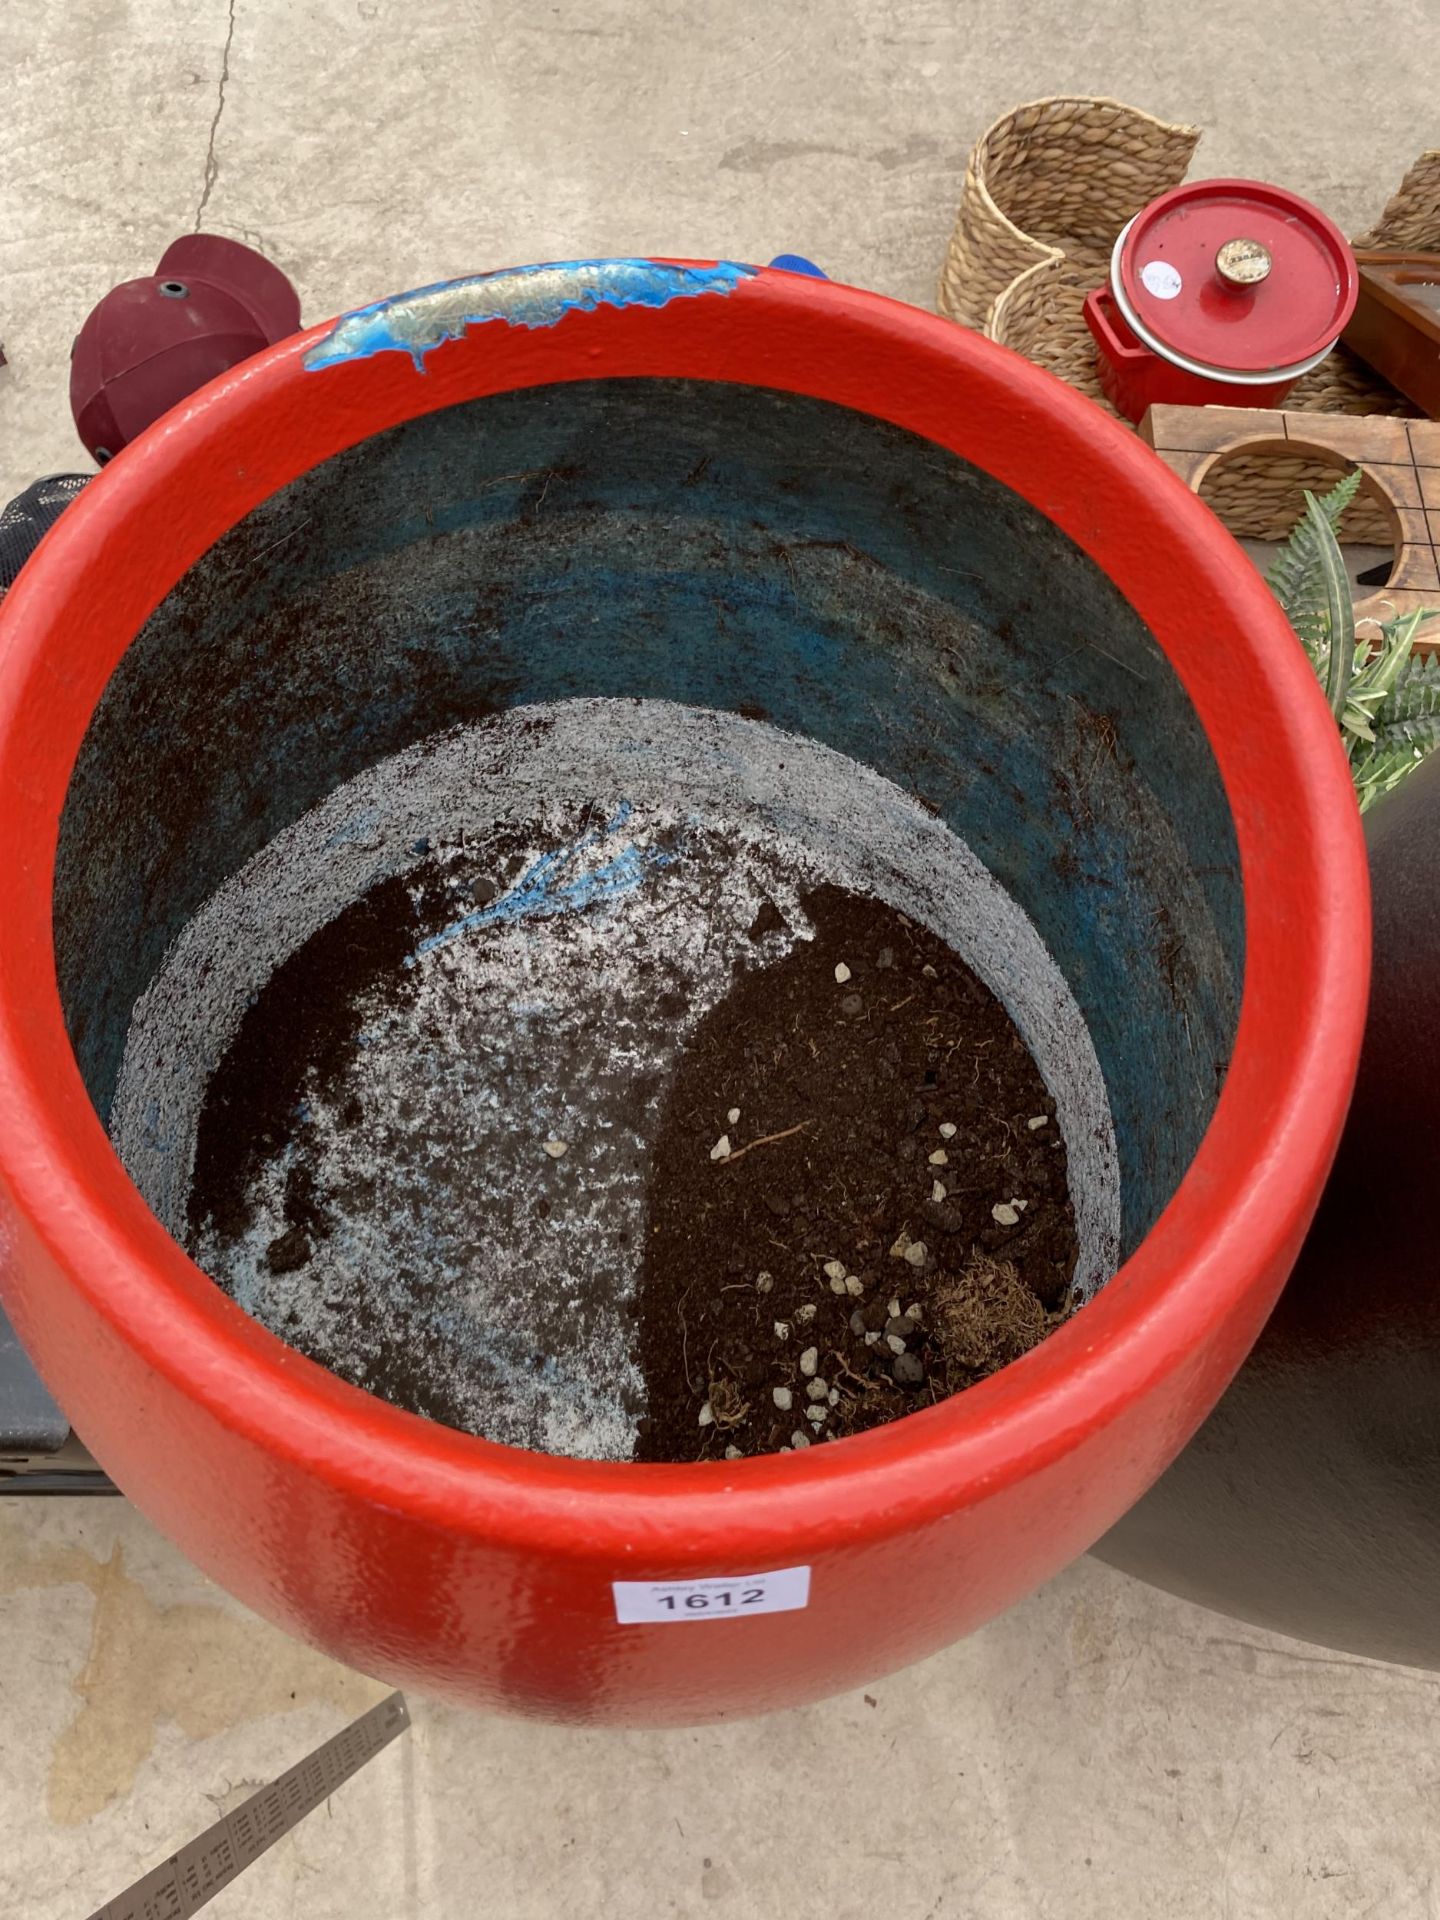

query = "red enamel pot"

[
  {"left": 1085, "top": 180, "right": 1359, "bottom": 423},
  {"left": 0, "top": 260, "right": 1368, "bottom": 1721}
]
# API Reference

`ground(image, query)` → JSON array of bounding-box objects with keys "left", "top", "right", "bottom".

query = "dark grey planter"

[{"left": 1096, "top": 748, "right": 1440, "bottom": 1666}]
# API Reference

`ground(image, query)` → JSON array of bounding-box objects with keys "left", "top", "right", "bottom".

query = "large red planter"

[{"left": 0, "top": 260, "right": 1368, "bottom": 1721}]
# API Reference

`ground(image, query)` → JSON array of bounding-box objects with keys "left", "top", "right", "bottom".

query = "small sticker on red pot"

[
  {"left": 613, "top": 1566, "right": 811, "bottom": 1622},
  {"left": 1140, "top": 260, "right": 1183, "bottom": 300}
]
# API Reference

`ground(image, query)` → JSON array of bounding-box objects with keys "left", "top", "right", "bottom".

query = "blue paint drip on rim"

[{"left": 305, "top": 259, "right": 757, "bottom": 372}]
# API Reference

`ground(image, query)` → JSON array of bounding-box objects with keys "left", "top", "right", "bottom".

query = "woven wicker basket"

[
  {"left": 937, "top": 97, "right": 1199, "bottom": 379},
  {"left": 938, "top": 103, "right": 1440, "bottom": 544}
]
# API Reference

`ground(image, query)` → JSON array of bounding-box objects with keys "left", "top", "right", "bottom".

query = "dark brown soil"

[
  {"left": 184, "top": 824, "right": 1077, "bottom": 1460},
  {"left": 186, "top": 867, "right": 420, "bottom": 1250},
  {"left": 188, "top": 817, "right": 541, "bottom": 1256},
  {"left": 634, "top": 885, "right": 1078, "bottom": 1461}
]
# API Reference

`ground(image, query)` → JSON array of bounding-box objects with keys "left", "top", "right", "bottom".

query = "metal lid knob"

[{"left": 1216, "top": 238, "right": 1273, "bottom": 288}]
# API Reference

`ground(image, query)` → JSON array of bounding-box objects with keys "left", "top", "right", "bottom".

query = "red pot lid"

[{"left": 1115, "top": 179, "right": 1358, "bottom": 376}]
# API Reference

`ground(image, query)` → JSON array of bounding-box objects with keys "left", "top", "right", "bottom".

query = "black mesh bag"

[{"left": 0, "top": 474, "right": 90, "bottom": 595}]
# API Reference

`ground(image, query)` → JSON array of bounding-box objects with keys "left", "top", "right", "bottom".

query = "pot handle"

[{"left": 1083, "top": 286, "right": 1150, "bottom": 365}]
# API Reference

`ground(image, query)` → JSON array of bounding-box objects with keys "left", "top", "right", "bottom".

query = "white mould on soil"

[{"left": 113, "top": 698, "right": 1121, "bottom": 1463}]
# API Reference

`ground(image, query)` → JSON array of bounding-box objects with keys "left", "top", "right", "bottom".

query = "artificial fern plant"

[{"left": 1268, "top": 469, "right": 1440, "bottom": 812}]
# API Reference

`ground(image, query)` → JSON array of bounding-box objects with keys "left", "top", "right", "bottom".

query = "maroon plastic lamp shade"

[{"left": 70, "top": 235, "right": 301, "bottom": 464}]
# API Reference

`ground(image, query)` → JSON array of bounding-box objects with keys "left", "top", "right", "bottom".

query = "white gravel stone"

[
  {"left": 864, "top": 1331, "right": 882, "bottom": 1347},
  {"left": 886, "top": 1333, "right": 907, "bottom": 1355},
  {"left": 727, "top": 1107, "right": 741, "bottom": 1125},
  {"left": 698, "top": 1402, "right": 714, "bottom": 1426},
  {"left": 834, "top": 962, "right": 852, "bottom": 984},
  {"left": 829, "top": 1275, "right": 848, "bottom": 1294},
  {"left": 905, "top": 1303, "right": 923, "bottom": 1321},
  {"left": 928, "top": 1148, "right": 949, "bottom": 1166},
  {"left": 992, "top": 1202, "right": 1020, "bottom": 1227},
  {"left": 806, "top": 1406, "right": 827, "bottom": 1426},
  {"left": 903, "top": 1240, "right": 927, "bottom": 1267},
  {"left": 932, "top": 1180, "right": 947, "bottom": 1202},
  {"left": 799, "top": 1346, "right": 819, "bottom": 1377},
  {"left": 939, "top": 1122, "right": 957, "bottom": 1139},
  {"left": 823, "top": 1259, "right": 847, "bottom": 1282},
  {"left": 773, "top": 1386, "right": 794, "bottom": 1411},
  {"left": 828, "top": 1387, "right": 840, "bottom": 1406},
  {"left": 806, "top": 1378, "right": 829, "bottom": 1402},
  {"left": 774, "top": 1321, "right": 790, "bottom": 1341},
  {"left": 791, "top": 1430, "right": 811, "bottom": 1449},
  {"left": 709, "top": 1134, "right": 731, "bottom": 1161},
  {"left": 756, "top": 1271, "right": 774, "bottom": 1293},
  {"left": 542, "top": 1138, "right": 568, "bottom": 1158},
  {"left": 888, "top": 1297, "right": 903, "bottom": 1319},
  {"left": 845, "top": 1274, "right": 864, "bottom": 1296},
  {"left": 724, "top": 1445, "right": 742, "bottom": 1459},
  {"left": 795, "top": 1303, "right": 817, "bottom": 1323},
  {"left": 1028, "top": 1115, "right": 1049, "bottom": 1130}
]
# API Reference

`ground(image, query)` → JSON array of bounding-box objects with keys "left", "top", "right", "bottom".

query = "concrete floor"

[
  {"left": 8, "top": 1503, "right": 1440, "bottom": 1919},
  {"left": 4, "top": 2, "right": 1440, "bottom": 1914}
]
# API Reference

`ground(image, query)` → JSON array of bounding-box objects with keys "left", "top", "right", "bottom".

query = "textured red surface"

[{"left": 0, "top": 264, "right": 1369, "bottom": 1721}]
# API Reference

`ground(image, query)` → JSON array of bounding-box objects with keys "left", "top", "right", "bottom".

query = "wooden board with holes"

[{"left": 1141, "top": 405, "right": 1440, "bottom": 648}]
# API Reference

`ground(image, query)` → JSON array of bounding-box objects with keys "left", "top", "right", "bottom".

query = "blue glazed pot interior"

[{"left": 55, "top": 377, "right": 1242, "bottom": 1285}]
